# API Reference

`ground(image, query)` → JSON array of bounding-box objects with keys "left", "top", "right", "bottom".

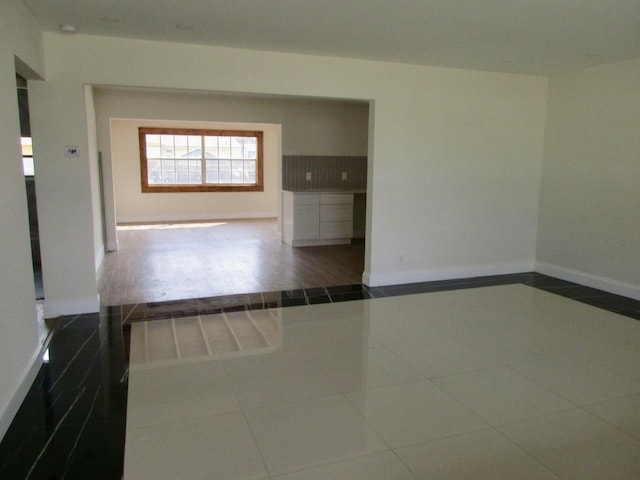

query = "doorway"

[
  {"left": 16, "top": 73, "right": 44, "bottom": 300},
  {"left": 93, "top": 87, "right": 369, "bottom": 305}
]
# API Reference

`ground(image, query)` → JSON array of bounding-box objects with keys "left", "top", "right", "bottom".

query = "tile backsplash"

[{"left": 282, "top": 155, "right": 367, "bottom": 191}]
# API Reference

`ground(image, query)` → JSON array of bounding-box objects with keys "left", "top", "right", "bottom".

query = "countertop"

[{"left": 282, "top": 188, "right": 366, "bottom": 194}]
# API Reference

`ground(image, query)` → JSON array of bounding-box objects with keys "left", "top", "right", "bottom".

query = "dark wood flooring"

[{"left": 97, "top": 218, "right": 365, "bottom": 305}]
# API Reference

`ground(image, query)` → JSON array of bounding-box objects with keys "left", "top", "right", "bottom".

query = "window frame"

[
  {"left": 21, "top": 136, "right": 34, "bottom": 176},
  {"left": 139, "top": 127, "right": 264, "bottom": 193}
]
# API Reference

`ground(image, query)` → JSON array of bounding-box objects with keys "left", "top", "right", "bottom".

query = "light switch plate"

[{"left": 64, "top": 145, "right": 80, "bottom": 158}]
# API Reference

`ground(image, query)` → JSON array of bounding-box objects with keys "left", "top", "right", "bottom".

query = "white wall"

[
  {"left": 366, "top": 72, "right": 547, "bottom": 284},
  {"left": 29, "top": 31, "right": 547, "bottom": 311},
  {"left": 29, "top": 62, "right": 102, "bottom": 316},
  {"left": 0, "top": 0, "right": 45, "bottom": 440},
  {"left": 93, "top": 88, "right": 368, "bottom": 223},
  {"left": 84, "top": 85, "right": 105, "bottom": 270},
  {"left": 94, "top": 88, "right": 369, "bottom": 156},
  {"left": 537, "top": 58, "right": 640, "bottom": 299}
]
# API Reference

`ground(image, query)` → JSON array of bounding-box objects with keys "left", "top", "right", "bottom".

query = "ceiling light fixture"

[{"left": 59, "top": 22, "right": 77, "bottom": 33}]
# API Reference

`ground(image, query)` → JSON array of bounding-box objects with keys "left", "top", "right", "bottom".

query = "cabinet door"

[
  {"left": 320, "top": 194, "right": 354, "bottom": 205},
  {"left": 320, "top": 204, "right": 353, "bottom": 222},
  {"left": 320, "top": 221, "right": 353, "bottom": 239},
  {"left": 293, "top": 205, "right": 319, "bottom": 240}
]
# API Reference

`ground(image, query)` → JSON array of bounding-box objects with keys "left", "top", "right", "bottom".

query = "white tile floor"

[{"left": 124, "top": 284, "right": 640, "bottom": 479}]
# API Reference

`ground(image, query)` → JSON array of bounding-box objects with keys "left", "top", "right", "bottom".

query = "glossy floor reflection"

[
  {"left": 124, "top": 284, "right": 640, "bottom": 480},
  {"left": 2, "top": 273, "right": 640, "bottom": 479},
  {"left": 0, "top": 312, "right": 128, "bottom": 480}
]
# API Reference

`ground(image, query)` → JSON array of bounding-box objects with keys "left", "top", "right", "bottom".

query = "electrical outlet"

[
  {"left": 306, "top": 172, "right": 312, "bottom": 181},
  {"left": 341, "top": 172, "right": 348, "bottom": 180}
]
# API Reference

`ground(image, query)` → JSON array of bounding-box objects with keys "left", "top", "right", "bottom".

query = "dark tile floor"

[
  {"left": 1, "top": 272, "right": 639, "bottom": 479},
  {"left": 0, "top": 311, "right": 128, "bottom": 480}
]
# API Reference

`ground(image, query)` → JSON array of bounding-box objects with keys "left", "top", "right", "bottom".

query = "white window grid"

[{"left": 145, "top": 134, "right": 258, "bottom": 186}]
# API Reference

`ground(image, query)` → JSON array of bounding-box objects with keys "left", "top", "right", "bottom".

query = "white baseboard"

[
  {"left": 0, "top": 344, "right": 42, "bottom": 441},
  {"left": 535, "top": 262, "right": 640, "bottom": 300},
  {"left": 116, "top": 212, "right": 279, "bottom": 224},
  {"left": 44, "top": 294, "right": 100, "bottom": 318},
  {"left": 363, "top": 262, "right": 534, "bottom": 287}
]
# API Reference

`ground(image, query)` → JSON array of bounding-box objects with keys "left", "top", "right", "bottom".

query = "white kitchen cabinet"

[
  {"left": 282, "top": 191, "right": 354, "bottom": 246},
  {"left": 293, "top": 204, "right": 320, "bottom": 240}
]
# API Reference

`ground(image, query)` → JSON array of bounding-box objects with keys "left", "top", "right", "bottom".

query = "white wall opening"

[{"left": 92, "top": 86, "right": 370, "bottom": 305}]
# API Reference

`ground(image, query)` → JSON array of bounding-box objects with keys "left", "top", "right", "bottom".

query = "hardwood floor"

[{"left": 97, "top": 218, "right": 365, "bottom": 305}]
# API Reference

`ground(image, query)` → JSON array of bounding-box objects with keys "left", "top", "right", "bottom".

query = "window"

[
  {"left": 139, "top": 127, "right": 264, "bottom": 192},
  {"left": 21, "top": 137, "right": 34, "bottom": 176}
]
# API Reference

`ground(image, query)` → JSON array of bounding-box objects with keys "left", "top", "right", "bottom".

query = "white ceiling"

[{"left": 22, "top": 0, "right": 640, "bottom": 76}]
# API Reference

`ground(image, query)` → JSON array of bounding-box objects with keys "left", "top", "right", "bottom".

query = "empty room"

[
  {"left": 93, "top": 87, "right": 369, "bottom": 306},
  {"left": 1, "top": 1, "right": 639, "bottom": 479}
]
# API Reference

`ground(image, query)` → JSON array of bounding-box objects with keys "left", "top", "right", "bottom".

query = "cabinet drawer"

[
  {"left": 320, "top": 193, "right": 353, "bottom": 205},
  {"left": 320, "top": 204, "right": 353, "bottom": 222},
  {"left": 320, "top": 221, "right": 353, "bottom": 239},
  {"left": 294, "top": 194, "right": 320, "bottom": 205}
]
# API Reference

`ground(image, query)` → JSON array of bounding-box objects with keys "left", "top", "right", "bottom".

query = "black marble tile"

[
  {"left": 246, "top": 292, "right": 265, "bottom": 306},
  {"left": 466, "top": 272, "right": 538, "bottom": 285},
  {"left": 1, "top": 403, "right": 124, "bottom": 479},
  {"left": 123, "top": 285, "right": 384, "bottom": 323},
  {"left": 61, "top": 420, "right": 126, "bottom": 480},
  {"left": 536, "top": 284, "right": 610, "bottom": 299},
  {"left": 304, "top": 287, "right": 328, "bottom": 296},
  {"left": 306, "top": 294, "right": 332, "bottom": 304},
  {"left": 364, "top": 286, "right": 388, "bottom": 298},
  {"left": 376, "top": 283, "right": 428, "bottom": 297},
  {"left": 198, "top": 307, "right": 225, "bottom": 316},
  {"left": 222, "top": 304, "right": 251, "bottom": 313},
  {"left": 125, "top": 303, "right": 149, "bottom": 322},
  {"left": 578, "top": 295, "right": 640, "bottom": 320},
  {"left": 0, "top": 424, "right": 80, "bottom": 479},
  {"left": 522, "top": 274, "right": 577, "bottom": 288},
  {"left": 49, "top": 323, "right": 97, "bottom": 347},
  {"left": 4, "top": 271, "right": 639, "bottom": 480},
  {"left": 18, "top": 422, "right": 116, "bottom": 480},
  {"left": 0, "top": 310, "right": 128, "bottom": 480},
  {"left": 278, "top": 297, "right": 309, "bottom": 307},
  {"left": 120, "top": 303, "right": 138, "bottom": 323},
  {"left": 418, "top": 282, "right": 480, "bottom": 293},
  {"left": 261, "top": 290, "right": 285, "bottom": 303},
  {"left": 326, "top": 284, "right": 368, "bottom": 295},
  {"left": 417, "top": 274, "right": 529, "bottom": 291},
  {"left": 330, "top": 290, "right": 372, "bottom": 302},
  {"left": 56, "top": 313, "right": 95, "bottom": 330},
  {"left": 0, "top": 427, "right": 37, "bottom": 478},
  {"left": 248, "top": 301, "right": 267, "bottom": 310},
  {"left": 100, "top": 305, "right": 124, "bottom": 325},
  {"left": 279, "top": 289, "right": 306, "bottom": 299}
]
